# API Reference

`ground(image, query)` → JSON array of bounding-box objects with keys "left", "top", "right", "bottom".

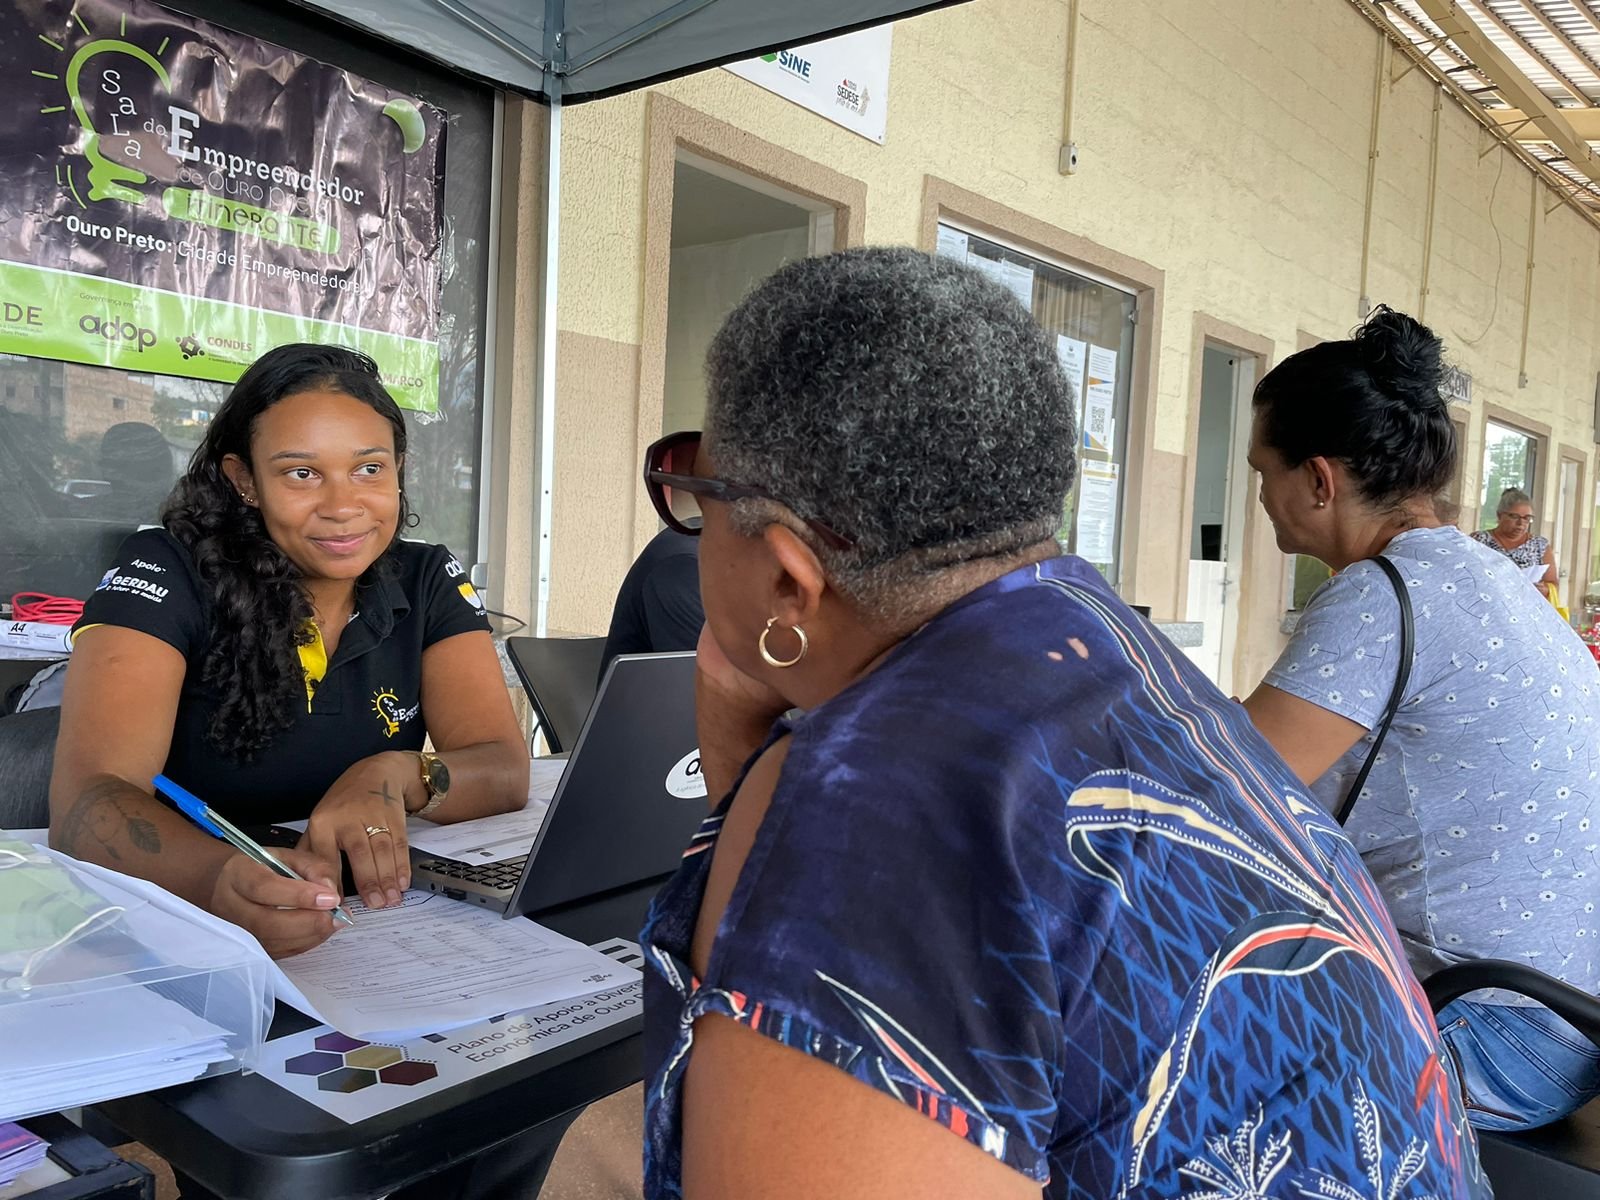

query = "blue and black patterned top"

[{"left": 641, "top": 555, "right": 1489, "bottom": 1198}]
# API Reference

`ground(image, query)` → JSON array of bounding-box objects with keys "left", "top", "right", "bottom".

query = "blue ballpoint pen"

[{"left": 153, "top": 774, "right": 356, "bottom": 928}]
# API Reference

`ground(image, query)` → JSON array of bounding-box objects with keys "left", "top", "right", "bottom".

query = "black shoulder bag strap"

[{"left": 1333, "top": 555, "right": 1414, "bottom": 826}]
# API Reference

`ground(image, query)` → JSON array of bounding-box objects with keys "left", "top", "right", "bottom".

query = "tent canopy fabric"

[{"left": 288, "top": 0, "right": 968, "bottom": 103}]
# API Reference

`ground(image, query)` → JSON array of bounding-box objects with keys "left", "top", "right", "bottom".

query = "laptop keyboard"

[{"left": 419, "top": 855, "right": 528, "bottom": 893}]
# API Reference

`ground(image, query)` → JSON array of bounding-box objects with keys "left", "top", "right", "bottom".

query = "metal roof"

[{"left": 1374, "top": 0, "right": 1600, "bottom": 210}]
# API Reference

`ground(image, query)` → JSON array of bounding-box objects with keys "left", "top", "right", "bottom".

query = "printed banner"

[
  {"left": 0, "top": 0, "right": 446, "bottom": 410},
  {"left": 725, "top": 24, "right": 892, "bottom": 144}
]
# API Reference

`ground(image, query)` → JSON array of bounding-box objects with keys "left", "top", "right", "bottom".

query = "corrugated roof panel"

[
  {"left": 1371, "top": 0, "right": 1600, "bottom": 208},
  {"left": 1465, "top": 0, "right": 1582, "bottom": 101},
  {"left": 1484, "top": 0, "right": 1600, "bottom": 95}
]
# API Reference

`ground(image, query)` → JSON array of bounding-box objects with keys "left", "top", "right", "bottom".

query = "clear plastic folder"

[{"left": 0, "top": 837, "right": 273, "bottom": 1121}]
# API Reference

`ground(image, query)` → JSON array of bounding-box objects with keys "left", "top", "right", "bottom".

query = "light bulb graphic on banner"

[
  {"left": 48, "top": 24, "right": 173, "bottom": 206},
  {"left": 9, "top": 0, "right": 448, "bottom": 414}
]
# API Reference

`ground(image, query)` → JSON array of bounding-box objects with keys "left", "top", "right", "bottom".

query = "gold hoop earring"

[{"left": 759, "top": 617, "right": 808, "bottom": 669}]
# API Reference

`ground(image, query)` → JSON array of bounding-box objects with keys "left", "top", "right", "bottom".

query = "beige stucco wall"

[{"left": 519, "top": 0, "right": 1600, "bottom": 668}]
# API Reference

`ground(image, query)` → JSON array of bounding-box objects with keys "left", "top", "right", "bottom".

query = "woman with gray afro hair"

[
  {"left": 704, "top": 243, "right": 1078, "bottom": 616},
  {"left": 634, "top": 247, "right": 1485, "bottom": 1200}
]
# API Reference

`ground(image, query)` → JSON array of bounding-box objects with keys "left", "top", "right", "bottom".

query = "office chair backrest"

[
  {"left": 1424, "top": 958, "right": 1600, "bottom": 1049},
  {"left": 0, "top": 706, "right": 61, "bottom": 831},
  {"left": 1423, "top": 958, "right": 1600, "bottom": 1190},
  {"left": 504, "top": 636, "right": 606, "bottom": 754}
]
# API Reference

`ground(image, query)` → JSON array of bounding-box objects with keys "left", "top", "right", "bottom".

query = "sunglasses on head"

[{"left": 642, "top": 430, "right": 854, "bottom": 550}]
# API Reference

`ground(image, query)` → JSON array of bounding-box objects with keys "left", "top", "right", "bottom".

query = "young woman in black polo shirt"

[{"left": 49, "top": 345, "right": 530, "bottom": 958}]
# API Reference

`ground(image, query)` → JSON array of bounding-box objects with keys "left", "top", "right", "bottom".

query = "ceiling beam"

[
  {"left": 1523, "top": 0, "right": 1600, "bottom": 82},
  {"left": 1491, "top": 104, "right": 1600, "bottom": 136},
  {"left": 1463, "top": 0, "right": 1593, "bottom": 104},
  {"left": 1382, "top": 3, "right": 1504, "bottom": 93},
  {"left": 1386, "top": 2, "right": 1496, "bottom": 84},
  {"left": 1349, "top": 0, "right": 1600, "bottom": 228},
  {"left": 1413, "top": 0, "right": 1600, "bottom": 179}
]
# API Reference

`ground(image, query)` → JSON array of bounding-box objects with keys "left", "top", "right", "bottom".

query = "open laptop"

[{"left": 411, "top": 651, "right": 706, "bottom": 917}]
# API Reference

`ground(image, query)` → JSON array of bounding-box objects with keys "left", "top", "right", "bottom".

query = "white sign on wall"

[
  {"left": 725, "top": 24, "right": 893, "bottom": 143},
  {"left": 1076, "top": 461, "right": 1121, "bottom": 567}
]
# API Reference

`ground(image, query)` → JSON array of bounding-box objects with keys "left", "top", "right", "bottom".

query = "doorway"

[
  {"left": 661, "top": 156, "right": 834, "bottom": 435},
  {"left": 1185, "top": 344, "right": 1257, "bottom": 691}
]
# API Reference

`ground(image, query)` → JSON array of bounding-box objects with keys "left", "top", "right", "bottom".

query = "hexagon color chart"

[{"left": 284, "top": 1033, "right": 439, "bottom": 1093}]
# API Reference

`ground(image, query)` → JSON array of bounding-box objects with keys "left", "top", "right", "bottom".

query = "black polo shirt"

[
  {"left": 72, "top": 529, "right": 490, "bottom": 825},
  {"left": 599, "top": 527, "right": 702, "bottom": 678}
]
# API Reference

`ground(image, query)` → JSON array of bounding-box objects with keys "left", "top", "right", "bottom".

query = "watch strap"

[
  {"left": 413, "top": 791, "right": 447, "bottom": 819},
  {"left": 412, "top": 751, "right": 448, "bottom": 818}
]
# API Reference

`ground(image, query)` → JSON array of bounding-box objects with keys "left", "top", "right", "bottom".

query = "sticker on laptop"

[{"left": 665, "top": 749, "right": 708, "bottom": 800}]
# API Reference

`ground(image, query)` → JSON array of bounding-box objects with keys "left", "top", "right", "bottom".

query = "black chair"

[
  {"left": 0, "top": 705, "right": 60, "bottom": 830},
  {"left": 505, "top": 636, "right": 606, "bottom": 754},
  {"left": 1424, "top": 959, "right": 1600, "bottom": 1188}
]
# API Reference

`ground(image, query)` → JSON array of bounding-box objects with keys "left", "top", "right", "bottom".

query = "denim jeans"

[{"left": 1437, "top": 998, "right": 1600, "bottom": 1130}]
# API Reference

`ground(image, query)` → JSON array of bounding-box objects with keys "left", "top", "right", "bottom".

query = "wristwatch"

[{"left": 409, "top": 751, "right": 451, "bottom": 818}]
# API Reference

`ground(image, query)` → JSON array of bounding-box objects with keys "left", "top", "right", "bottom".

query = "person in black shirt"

[
  {"left": 77, "top": 420, "right": 175, "bottom": 522},
  {"left": 599, "top": 525, "right": 702, "bottom": 678},
  {"left": 50, "top": 345, "right": 529, "bottom": 958}
]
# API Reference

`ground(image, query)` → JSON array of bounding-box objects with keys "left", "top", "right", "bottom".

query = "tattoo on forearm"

[
  {"left": 368, "top": 780, "right": 401, "bottom": 808},
  {"left": 57, "top": 780, "right": 163, "bottom": 861}
]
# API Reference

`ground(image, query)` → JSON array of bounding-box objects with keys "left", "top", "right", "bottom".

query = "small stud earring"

[{"left": 1314, "top": 500, "right": 1327, "bottom": 509}]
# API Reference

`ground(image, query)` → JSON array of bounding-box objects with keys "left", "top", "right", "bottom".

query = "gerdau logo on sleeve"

[{"left": 95, "top": 565, "right": 169, "bottom": 603}]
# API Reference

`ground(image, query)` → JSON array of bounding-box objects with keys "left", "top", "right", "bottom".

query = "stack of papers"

[
  {"left": 269, "top": 890, "right": 641, "bottom": 1040},
  {"left": 405, "top": 801, "right": 551, "bottom": 863},
  {"left": 0, "top": 986, "right": 232, "bottom": 1121},
  {"left": 282, "top": 758, "right": 568, "bottom": 864},
  {"left": 0, "top": 1124, "right": 46, "bottom": 1187},
  {"left": 0, "top": 840, "right": 272, "bottom": 1120}
]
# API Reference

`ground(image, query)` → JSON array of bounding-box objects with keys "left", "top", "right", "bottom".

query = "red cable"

[{"left": 11, "top": 592, "right": 86, "bottom": 625}]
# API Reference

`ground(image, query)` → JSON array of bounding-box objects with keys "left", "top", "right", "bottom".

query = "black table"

[
  {"left": 92, "top": 880, "right": 660, "bottom": 1200},
  {"left": 1475, "top": 1106, "right": 1600, "bottom": 1190}
]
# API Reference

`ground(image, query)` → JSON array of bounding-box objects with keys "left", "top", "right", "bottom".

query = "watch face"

[{"left": 430, "top": 756, "right": 451, "bottom": 795}]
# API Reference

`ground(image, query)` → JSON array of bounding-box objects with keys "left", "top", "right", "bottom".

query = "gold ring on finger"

[{"left": 364, "top": 824, "right": 391, "bottom": 837}]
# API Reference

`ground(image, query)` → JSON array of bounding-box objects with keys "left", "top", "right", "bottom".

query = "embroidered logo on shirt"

[
  {"left": 445, "top": 554, "right": 486, "bottom": 612},
  {"left": 371, "top": 688, "right": 420, "bottom": 738},
  {"left": 94, "top": 567, "right": 169, "bottom": 602}
]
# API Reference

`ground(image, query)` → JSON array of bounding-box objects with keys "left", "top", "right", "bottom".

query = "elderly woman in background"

[
  {"left": 636, "top": 248, "right": 1483, "bottom": 1199},
  {"left": 1243, "top": 307, "right": 1600, "bottom": 1131},
  {"left": 1471, "top": 486, "right": 1558, "bottom": 590}
]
